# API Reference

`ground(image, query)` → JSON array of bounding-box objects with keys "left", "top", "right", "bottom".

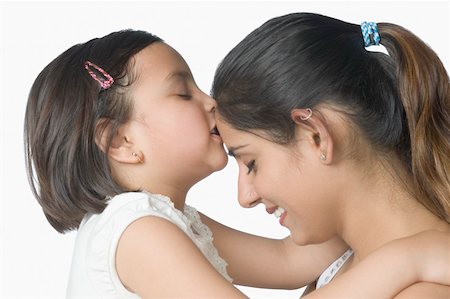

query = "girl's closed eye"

[
  {"left": 175, "top": 85, "right": 192, "bottom": 100},
  {"left": 172, "top": 76, "right": 192, "bottom": 99},
  {"left": 178, "top": 93, "right": 192, "bottom": 100}
]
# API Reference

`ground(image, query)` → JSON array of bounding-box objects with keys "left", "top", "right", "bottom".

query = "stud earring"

[
  {"left": 132, "top": 152, "right": 144, "bottom": 163},
  {"left": 300, "top": 108, "right": 313, "bottom": 121},
  {"left": 320, "top": 153, "right": 327, "bottom": 161}
]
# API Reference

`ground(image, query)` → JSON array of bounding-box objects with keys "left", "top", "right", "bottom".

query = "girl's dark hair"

[
  {"left": 212, "top": 13, "right": 450, "bottom": 222},
  {"left": 25, "top": 30, "right": 162, "bottom": 233}
]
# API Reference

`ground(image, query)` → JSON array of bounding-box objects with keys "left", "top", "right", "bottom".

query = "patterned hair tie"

[
  {"left": 360, "top": 21, "right": 381, "bottom": 47},
  {"left": 84, "top": 61, "right": 114, "bottom": 90}
]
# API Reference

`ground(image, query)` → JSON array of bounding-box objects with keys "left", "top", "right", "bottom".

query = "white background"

[{"left": 0, "top": 1, "right": 448, "bottom": 298}]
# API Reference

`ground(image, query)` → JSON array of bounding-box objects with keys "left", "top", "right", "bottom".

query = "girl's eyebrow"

[
  {"left": 227, "top": 145, "right": 249, "bottom": 157},
  {"left": 165, "top": 70, "right": 191, "bottom": 81}
]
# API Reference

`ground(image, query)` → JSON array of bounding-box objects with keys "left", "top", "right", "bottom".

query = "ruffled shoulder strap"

[{"left": 184, "top": 205, "right": 233, "bottom": 282}]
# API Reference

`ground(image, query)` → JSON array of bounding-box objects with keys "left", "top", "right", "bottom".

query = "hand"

[{"left": 302, "top": 230, "right": 450, "bottom": 299}]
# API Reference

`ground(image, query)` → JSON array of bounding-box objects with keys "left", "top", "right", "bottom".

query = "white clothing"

[
  {"left": 316, "top": 248, "right": 353, "bottom": 289},
  {"left": 66, "top": 191, "right": 232, "bottom": 298}
]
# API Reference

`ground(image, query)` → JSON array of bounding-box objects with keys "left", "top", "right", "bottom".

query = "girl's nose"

[
  {"left": 237, "top": 170, "right": 260, "bottom": 208},
  {"left": 202, "top": 92, "right": 217, "bottom": 113}
]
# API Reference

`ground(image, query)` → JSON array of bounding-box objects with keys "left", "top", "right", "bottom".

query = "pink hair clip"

[{"left": 84, "top": 61, "right": 114, "bottom": 90}]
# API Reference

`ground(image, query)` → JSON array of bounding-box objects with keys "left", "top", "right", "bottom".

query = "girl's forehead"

[
  {"left": 133, "top": 42, "right": 192, "bottom": 81},
  {"left": 129, "top": 43, "right": 195, "bottom": 108}
]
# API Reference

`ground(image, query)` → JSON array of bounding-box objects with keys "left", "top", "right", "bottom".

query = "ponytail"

[{"left": 379, "top": 23, "right": 450, "bottom": 222}]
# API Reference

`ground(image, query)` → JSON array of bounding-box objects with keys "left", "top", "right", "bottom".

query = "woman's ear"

[
  {"left": 290, "top": 108, "right": 334, "bottom": 164},
  {"left": 94, "top": 119, "right": 144, "bottom": 164}
]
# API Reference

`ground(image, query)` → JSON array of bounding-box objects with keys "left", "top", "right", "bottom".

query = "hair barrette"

[{"left": 84, "top": 60, "right": 114, "bottom": 90}]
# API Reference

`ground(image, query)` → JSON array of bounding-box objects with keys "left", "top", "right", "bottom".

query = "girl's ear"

[
  {"left": 290, "top": 108, "right": 334, "bottom": 164},
  {"left": 95, "top": 119, "right": 144, "bottom": 164}
]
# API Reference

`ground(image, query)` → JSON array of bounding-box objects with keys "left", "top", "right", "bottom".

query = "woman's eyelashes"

[
  {"left": 226, "top": 149, "right": 256, "bottom": 174},
  {"left": 246, "top": 160, "right": 256, "bottom": 174}
]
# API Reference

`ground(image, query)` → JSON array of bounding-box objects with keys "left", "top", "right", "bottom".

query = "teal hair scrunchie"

[{"left": 361, "top": 21, "right": 381, "bottom": 47}]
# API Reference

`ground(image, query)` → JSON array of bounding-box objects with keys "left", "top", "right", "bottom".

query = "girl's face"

[
  {"left": 128, "top": 43, "right": 227, "bottom": 187},
  {"left": 216, "top": 116, "right": 342, "bottom": 245}
]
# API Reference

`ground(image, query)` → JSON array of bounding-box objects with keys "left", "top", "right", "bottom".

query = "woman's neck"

[{"left": 338, "top": 159, "right": 450, "bottom": 263}]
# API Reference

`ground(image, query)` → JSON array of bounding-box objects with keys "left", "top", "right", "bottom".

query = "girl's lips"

[
  {"left": 210, "top": 127, "right": 223, "bottom": 142},
  {"left": 210, "top": 132, "right": 223, "bottom": 142}
]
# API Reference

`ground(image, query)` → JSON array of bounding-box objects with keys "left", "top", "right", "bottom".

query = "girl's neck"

[
  {"left": 339, "top": 159, "right": 450, "bottom": 263},
  {"left": 166, "top": 192, "right": 187, "bottom": 211},
  {"left": 115, "top": 164, "right": 193, "bottom": 211},
  {"left": 147, "top": 184, "right": 188, "bottom": 211}
]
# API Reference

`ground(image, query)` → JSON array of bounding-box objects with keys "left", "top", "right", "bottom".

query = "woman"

[{"left": 212, "top": 12, "right": 450, "bottom": 297}]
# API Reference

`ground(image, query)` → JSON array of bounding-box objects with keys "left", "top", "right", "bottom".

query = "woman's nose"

[{"left": 237, "top": 171, "right": 260, "bottom": 208}]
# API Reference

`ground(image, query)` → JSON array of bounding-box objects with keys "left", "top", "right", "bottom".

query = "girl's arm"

[
  {"left": 203, "top": 212, "right": 450, "bottom": 298},
  {"left": 200, "top": 212, "right": 348, "bottom": 289},
  {"left": 116, "top": 216, "right": 247, "bottom": 298},
  {"left": 117, "top": 214, "right": 450, "bottom": 298},
  {"left": 301, "top": 230, "right": 450, "bottom": 298}
]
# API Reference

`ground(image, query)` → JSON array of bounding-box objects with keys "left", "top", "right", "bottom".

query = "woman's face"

[{"left": 216, "top": 115, "right": 342, "bottom": 245}]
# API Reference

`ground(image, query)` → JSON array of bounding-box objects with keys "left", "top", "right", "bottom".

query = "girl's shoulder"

[
  {"left": 109, "top": 191, "right": 177, "bottom": 216},
  {"left": 84, "top": 191, "right": 183, "bottom": 231},
  {"left": 106, "top": 191, "right": 177, "bottom": 215},
  {"left": 67, "top": 191, "right": 188, "bottom": 297}
]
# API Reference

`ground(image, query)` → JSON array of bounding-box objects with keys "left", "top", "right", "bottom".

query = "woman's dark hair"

[
  {"left": 25, "top": 30, "right": 162, "bottom": 233},
  {"left": 212, "top": 13, "right": 450, "bottom": 222}
]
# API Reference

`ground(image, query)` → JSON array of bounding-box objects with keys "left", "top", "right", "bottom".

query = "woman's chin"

[{"left": 213, "top": 152, "right": 228, "bottom": 171}]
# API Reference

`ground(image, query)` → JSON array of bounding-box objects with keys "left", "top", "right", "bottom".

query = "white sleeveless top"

[
  {"left": 316, "top": 248, "right": 353, "bottom": 289},
  {"left": 66, "top": 191, "right": 232, "bottom": 298}
]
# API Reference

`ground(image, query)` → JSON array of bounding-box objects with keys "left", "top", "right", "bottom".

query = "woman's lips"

[
  {"left": 266, "top": 207, "right": 276, "bottom": 214},
  {"left": 279, "top": 210, "right": 287, "bottom": 226},
  {"left": 274, "top": 206, "right": 285, "bottom": 218},
  {"left": 266, "top": 206, "right": 286, "bottom": 225}
]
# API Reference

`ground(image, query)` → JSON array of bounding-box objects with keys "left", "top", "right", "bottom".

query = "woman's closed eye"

[{"left": 246, "top": 160, "right": 256, "bottom": 174}]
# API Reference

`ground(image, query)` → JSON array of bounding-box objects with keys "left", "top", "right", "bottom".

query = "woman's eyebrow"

[{"left": 227, "top": 145, "right": 249, "bottom": 157}]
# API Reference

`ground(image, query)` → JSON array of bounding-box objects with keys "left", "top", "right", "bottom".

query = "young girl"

[
  {"left": 212, "top": 13, "right": 450, "bottom": 297},
  {"left": 25, "top": 29, "right": 449, "bottom": 298}
]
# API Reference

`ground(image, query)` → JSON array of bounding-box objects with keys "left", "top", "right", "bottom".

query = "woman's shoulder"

[{"left": 393, "top": 282, "right": 450, "bottom": 298}]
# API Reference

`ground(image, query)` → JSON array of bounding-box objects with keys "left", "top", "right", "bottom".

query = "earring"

[
  {"left": 300, "top": 108, "right": 313, "bottom": 121},
  {"left": 132, "top": 152, "right": 144, "bottom": 163},
  {"left": 320, "top": 153, "right": 327, "bottom": 161}
]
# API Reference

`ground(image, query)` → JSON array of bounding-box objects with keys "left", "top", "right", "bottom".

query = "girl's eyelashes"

[
  {"left": 177, "top": 94, "right": 192, "bottom": 100},
  {"left": 246, "top": 160, "right": 256, "bottom": 174}
]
